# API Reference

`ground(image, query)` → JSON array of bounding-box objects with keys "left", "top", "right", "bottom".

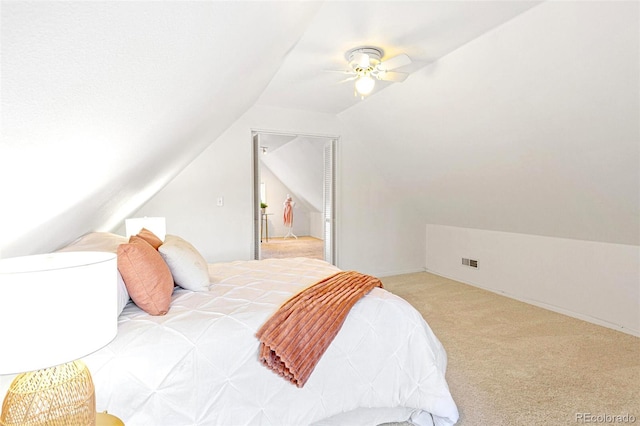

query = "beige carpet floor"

[
  {"left": 260, "top": 236, "right": 324, "bottom": 260},
  {"left": 381, "top": 272, "right": 639, "bottom": 426}
]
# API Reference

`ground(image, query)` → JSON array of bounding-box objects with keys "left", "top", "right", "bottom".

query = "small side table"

[
  {"left": 97, "top": 412, "right": 124, "bottom": 426},
  {"left": 261, "top": 213, "right": 273, "bottom": 242}
]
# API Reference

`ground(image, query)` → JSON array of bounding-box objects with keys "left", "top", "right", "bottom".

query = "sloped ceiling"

[
  {"left": 0, "top": 1, "right": 321, "bottom": 256},
  {"left": 260, "top": 134, "right": 326, "bottom": 212},
  {"left": 256, "top": 1, "right": 541, "bottom": 113},
  {"left": 0, "top": 0, "right": 544, "bottom": 257},
  {"left": 337, "top": 1, "right": 639, "bottom": 246}
]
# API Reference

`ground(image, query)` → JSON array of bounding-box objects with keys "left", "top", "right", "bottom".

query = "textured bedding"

[
  {"left": 257, "top": 270, "right": 383, "bottom": 388},
  {"left": 1, "top": 257, "right": 458, "bottom": 426}
]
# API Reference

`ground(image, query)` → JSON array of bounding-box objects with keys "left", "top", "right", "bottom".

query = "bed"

[{"left": 0, "top": 232, "right": 459, "bottom": 426}]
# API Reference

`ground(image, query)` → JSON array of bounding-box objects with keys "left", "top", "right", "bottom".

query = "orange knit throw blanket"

[{"left": 256, "top": 271, "right": 383, "bottom": 388}]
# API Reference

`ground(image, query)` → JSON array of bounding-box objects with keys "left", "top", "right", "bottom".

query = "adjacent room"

[
  {"left": 1, "top": 1, "right": 638, "bottom": 425},
  {"left": 255, "top": 131, "right": 332, "bottom": 262}
]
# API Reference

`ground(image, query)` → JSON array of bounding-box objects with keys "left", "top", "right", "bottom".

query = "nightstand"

[{"left": 96, "top": 412, "right": 124, "bottom": 426}]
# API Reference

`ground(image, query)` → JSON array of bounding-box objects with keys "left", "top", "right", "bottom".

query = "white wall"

[
  {"left": 309, "top": 212, "right": 324, "bottom": 240},
  {"left": 339, "top": 1, "right": 638, "bottom": 246},
  {"left": 261, "top": 136, "right": 325, "bottom": 212},
  {"left": 260, "top": 166, "right": 311, "bottom": 238},
  {"left": 426, "top": 224, "right": 639, "bottom": 336},
  {"left": 334, "top": 122, "right": 429, "bottom": 276},
  {"left": 258, "top": 133, "right": 327, "bottom": 238},
  {"left": 338, "top": 1, "right": 639, "bottom": 329},
  {"left": 135, "top": 105, "right": 342, "bottom": 263},
  {"left": 136, "top": 2, "right": 639, "bottom": 321},
  {"left": 134, "top": 102, "right": 428, "bottom": 276}
]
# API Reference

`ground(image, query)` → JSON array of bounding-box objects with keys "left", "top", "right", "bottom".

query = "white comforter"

[{"left": 7, "top": 258, "right": 459, "bottom": 425}]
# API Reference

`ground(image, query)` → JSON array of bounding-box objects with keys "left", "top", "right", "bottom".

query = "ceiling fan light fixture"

[
  {"left": 346, "top": 46, "right": 383, "bottom": 69},
  {"left": 336, "top": 45, "right": 411, "bottom": 99},
  {"left": 357, "top": 53, "right": 371, "bottom": 69},
  {"left": 355, "top": 74, "right": 375, "bottom": 97}
]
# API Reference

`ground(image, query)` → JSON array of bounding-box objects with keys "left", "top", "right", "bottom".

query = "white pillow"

[
  {"left": 159, "top": 235, "right": 210, "bottom": 292},
  {"left": 57, "top": 232, "right": 131, "bottom": 315}
]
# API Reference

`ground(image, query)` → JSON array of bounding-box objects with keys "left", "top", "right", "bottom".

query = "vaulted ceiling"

[
  {"left": 0, "top": 1, "right": 540, "bottom": 256},
  {"left": 9, "top": 0, "right": 634, "bottom": 259},
  {"left": 257, "top": 1, "right": 540, "bottom": 114}
]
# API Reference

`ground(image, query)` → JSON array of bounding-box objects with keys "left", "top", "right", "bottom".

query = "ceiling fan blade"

[
  {"left": 378, "top": 53, "right": 411, "bottom": 71},
  {"left": 337, "top": 75, "right": 358, "bottom": 84},
  {"left": 324, "top": 69, "right": 357, "bottom": 75},
  {"left": 377, "top": 71, "right": 409, "bottom": 82}
]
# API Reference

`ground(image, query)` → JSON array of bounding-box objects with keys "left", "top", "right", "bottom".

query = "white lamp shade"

[
  {"left": 125, "top": 217, "right": 166, "bottom": 241},
  {"left": 0, "top": 251, "right": 118, "bottom": 375}
]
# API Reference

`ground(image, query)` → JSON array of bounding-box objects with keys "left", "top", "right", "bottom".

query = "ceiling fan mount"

[{"left": 345, "top": 46, "right": 384, "bottom": 73}]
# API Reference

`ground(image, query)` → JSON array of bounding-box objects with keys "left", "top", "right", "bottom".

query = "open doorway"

[{"left": 252, "top": 130, "right": 337, "bottom": 264}]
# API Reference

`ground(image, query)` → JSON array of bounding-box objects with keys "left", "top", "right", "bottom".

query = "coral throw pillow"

[
  {"left": 135, "top": 227, "right": 163, "bottom": 249},
  {"left": 117, "top": 236, "right": 173, "bottom": 315}
]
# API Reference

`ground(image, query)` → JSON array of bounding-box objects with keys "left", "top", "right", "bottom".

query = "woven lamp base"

[{"left": 1, "top": 360, "right": 96, "bottom": 426}]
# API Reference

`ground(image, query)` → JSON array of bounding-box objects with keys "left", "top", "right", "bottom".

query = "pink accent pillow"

[
  {"left": 135, "top": 228, "right": 163, "bottom": 249},
  {"left": 117, "top": 236, "right": 173, "bottom": 315}
]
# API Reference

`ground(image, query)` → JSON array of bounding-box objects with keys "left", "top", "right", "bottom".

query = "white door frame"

[{"left": 251, "top": 130, "right": 338, "bottom": 264}]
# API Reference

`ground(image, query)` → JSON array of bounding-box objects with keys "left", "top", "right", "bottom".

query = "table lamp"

[
  {"left": 125, "top": 217, "right": 166, "bottom": 241},
  {"left": 0, "top": 251, "right": 118, "bottom": 426}
]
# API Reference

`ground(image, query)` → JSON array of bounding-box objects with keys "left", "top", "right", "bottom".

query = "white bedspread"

[{"left": 4, "top": 258, "right": 459, "bottom": 425}]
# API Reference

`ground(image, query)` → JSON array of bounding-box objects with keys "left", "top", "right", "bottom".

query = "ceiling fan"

[{"left": 334, "top": 46, "right": 412, "bottom": 98}]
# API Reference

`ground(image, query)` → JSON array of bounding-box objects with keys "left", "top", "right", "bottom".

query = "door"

[{"left": 323, "top": 139, "right": 336, "bottom": 264}]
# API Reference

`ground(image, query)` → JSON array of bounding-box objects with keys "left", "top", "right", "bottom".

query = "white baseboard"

[
  {"left": 425, "top": 268, "right": 639, "bottom": 337},
  {"left": 426, "top": 224, "right": 639, "bottom": 337},
  {"left": 376, "top": 267, "right": 427, "bottom": 278}
]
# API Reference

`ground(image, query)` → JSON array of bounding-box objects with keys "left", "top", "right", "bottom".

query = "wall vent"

[{"left": 462, "top": 258, "right": 478, "bottom": 269}]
